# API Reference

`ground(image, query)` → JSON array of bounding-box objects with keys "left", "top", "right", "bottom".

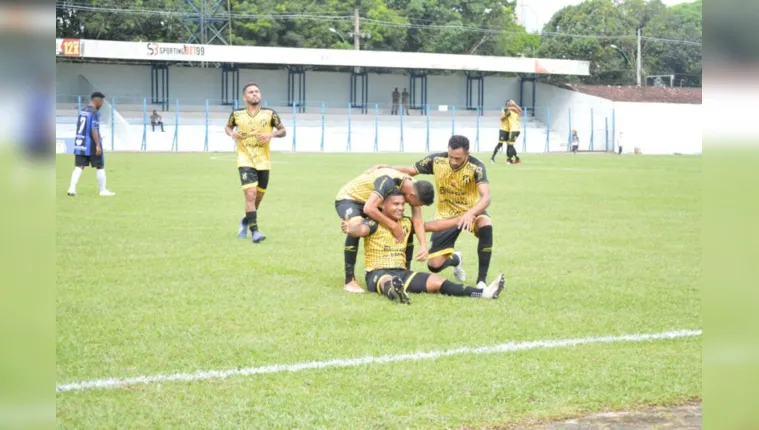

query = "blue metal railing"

[{"left": 55, "top": 96, "right": 615, "bottom": 154}]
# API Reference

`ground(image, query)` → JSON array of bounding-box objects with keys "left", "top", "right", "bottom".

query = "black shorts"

[
  {"left": 238, "top": 167, "right": 269, "bottom": 191},
  {"left": 429, "top": 212, "right": 491, "bottom": 258},
  {"left": 75, "top": 154, "right": 104, "bottom": 169},
  {"left": 335, "top": 199, "right": 366, "bottom": 220},
  {"left": 509, "top": 131, "right": 521, "bottom": 142},
  {"left": 498, "top": 130, "right": 509, "bottom": 143},
  {"left": 365, "top": 269, "right": 431, "bottom": 294}
]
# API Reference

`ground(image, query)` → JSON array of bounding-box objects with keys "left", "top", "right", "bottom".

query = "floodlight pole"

[{"left": 636, "top": 27, "right": 642, "bottom": 87}]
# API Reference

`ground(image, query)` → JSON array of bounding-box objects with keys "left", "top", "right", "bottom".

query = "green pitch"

[{"left": 56, "top": 152, "right": 701, "bottom": 428}]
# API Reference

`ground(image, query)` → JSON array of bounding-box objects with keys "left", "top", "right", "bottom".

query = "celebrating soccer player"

[
  {"left": 225, "top": 83, "right": 286, "bottom": 244},
  {"left": 491, "top": 100, "right": 521, "bottom": 164},
  {"left": 335, "top": 167, "right": 435, "bottom": 293},
  {"left": 342, "top": 191, "right": 505, "bottom": 304},
  {"left": 504, "top": 100, "right": 522, "bottom": 164},
  {"left": 375, "top": 135, "right": 495, "bottom": 289}
]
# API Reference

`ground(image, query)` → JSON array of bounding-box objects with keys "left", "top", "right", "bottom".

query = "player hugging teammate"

[{"left": 337, "top": 134, "right": 506, "bottom": 304}]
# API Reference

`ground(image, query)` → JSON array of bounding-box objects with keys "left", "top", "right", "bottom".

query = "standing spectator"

[
  {"left": 151, "top": 110, "right": 165, "bottom": 132},
  {"left": 617, "top": 132, "right": 624, "bottom": 154},
  {"left": 571, "top": 130, "right": 580, "bottom": 154},
  {"left": 401, "top": 88, "right": 410, "bottom": 115},
  {"left": 391, "top": 88, "right": 400, "bottom": 115}
]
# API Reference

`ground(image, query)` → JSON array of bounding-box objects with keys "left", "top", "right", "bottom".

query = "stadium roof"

[
  {"left": 563, "top": 84, "right": 702, "bottom": 104},
  {"left": 56, "top": 38, "right": 590, "bottom": 76}
]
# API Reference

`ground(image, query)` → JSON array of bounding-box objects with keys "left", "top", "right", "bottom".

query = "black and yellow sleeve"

[
  {"left": 226, "top": 111, "right": 236, "bottom": 128},
  {"left": 363, "top": 218, "right": 380, "bottom": 235},
  {"left": 372, "top": 175, "right": 397, "bottom": 200},
  {"left": 413, "top": 154, "right": 436, "bottom": 175},
  {"left": 269, "top": 109, "right": 282, "bottom": 128},
  {"left": 474, "top": 161, "right": 489, "bottom": 184}
]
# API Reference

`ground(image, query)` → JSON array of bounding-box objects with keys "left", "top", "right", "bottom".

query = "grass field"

[{"left": 56, "top": 152, "right": 701, "bottom": 428}]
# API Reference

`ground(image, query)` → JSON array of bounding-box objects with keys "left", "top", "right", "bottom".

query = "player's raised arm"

[
  {"left": 363, "top": 176, "right": 405, "bottom": 242},
  {"left": 507, "top": 100, "right": 523, "bottom": 115}
]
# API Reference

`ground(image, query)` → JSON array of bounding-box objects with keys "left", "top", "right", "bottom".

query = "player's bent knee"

[
  {"left": 476, "top": 216, "right": 492, "bottom": 228},
  {"left": 427, "top": 263, "right": 443, "bottom": 273}
]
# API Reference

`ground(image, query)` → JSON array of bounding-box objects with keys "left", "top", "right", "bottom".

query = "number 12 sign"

[{"left": 57, "top": 39, "right": 82, "bottom": 57}]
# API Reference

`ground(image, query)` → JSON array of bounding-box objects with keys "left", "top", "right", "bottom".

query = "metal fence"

[{"left": 55, "top": 95, "right": 618, "bottom": 153}]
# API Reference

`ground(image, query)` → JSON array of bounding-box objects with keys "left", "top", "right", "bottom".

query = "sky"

[{"left": 515, "top": 0, "right": 694, "bottom": 33}]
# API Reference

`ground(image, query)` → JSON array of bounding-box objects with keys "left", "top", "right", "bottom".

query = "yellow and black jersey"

[
  {"left": 335, "top": 167, "right": 411, "bottom": 203},
  {"left": 500, "top": 108, "right": 511, "bottom": 132},
  {"left": 363, "top": 217, "right": 413, "bottom": 272},
  {"left": 227, "top": 107, "right": 282, "bottom": 170},
  {"left": 413, "top": 153, "right": 488, "bottom": 219},
  {"left": 507, "top": 109, "right": 521, "bottom": 132}
]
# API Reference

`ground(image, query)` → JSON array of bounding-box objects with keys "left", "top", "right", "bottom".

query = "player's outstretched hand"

[
  {"left": 458, "top": 211, "right": 476, "bottom": 232},
  {"left": 416, "top": 246, "right": 428, "bottom": 262}
]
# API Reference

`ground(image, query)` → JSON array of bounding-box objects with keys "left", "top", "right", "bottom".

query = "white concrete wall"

[
  {"left": 533, "top": 83, "right": 701, "bottom": 154},
  {"left": 56, "top": 62, "right": 520, "bottom": 109},
  {"left": 613, "top": 102, "right": 702, "bottom": 154}
]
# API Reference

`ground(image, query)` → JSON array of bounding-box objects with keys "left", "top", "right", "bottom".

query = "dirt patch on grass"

[{"left": 512, "top": 402, "right": 702, "bottom": 429}]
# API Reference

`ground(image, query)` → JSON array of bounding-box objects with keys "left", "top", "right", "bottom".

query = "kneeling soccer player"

[{"left": 342, "top": 190, "right": 505, "bottom": 304}]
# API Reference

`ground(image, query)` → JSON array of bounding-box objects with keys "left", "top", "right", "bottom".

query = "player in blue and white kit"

[{"left": 67, "top": 91, "right": 115, "bottom": 196}]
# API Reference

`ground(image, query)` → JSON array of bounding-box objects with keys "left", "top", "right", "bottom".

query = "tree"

[
  {"left": 56, "top": 0, "right": 534, "bottom": 57},
  {"left": 536, "top": 0, "right": 702, "bottom": 86},
  {"left": 57, "top": 0, "right": 185, "bottom": 42}
]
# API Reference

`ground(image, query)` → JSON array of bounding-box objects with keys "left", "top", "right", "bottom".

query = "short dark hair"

[
  {"left": 448, "top": 135, "right": 470, "bottom": 152},
  {"left": 243, "top": 82, "right": 260, "bottom": 92},
  {"left": 413, "top": 180, "right": 435, "bottom": 206},
  {"left": 91, "top": 91, "right": 105, "bottom": 100}
]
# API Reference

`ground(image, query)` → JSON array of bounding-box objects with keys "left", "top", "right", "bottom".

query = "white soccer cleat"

[
  {"left": 452, "top": 251, "right": 466, "bottom": 282},
  {"left": 99, "top": 190, "right": 116, "bottom": 197},
  {"left": 67, "top": 190, "right": 76, "bottom": 196},
  {"left": 482, "top": 273, "right": 506, "bottom": 299}
]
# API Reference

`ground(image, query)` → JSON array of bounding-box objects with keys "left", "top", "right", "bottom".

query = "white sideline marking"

[{"left": 56, "top": 329, "right": 701, "bottom": 393}]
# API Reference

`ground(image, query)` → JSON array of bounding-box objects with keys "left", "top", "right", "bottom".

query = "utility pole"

[
  {"left": 636, "top": 27, "right": 642, "bottom": 87},
  {"left": 354, "top": 8, "right": 360, "bottom": 51}
]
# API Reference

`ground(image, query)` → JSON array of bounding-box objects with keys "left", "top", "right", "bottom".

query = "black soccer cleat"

[{"left": 386, "top": 276, "right": 411, "bottom": 305}]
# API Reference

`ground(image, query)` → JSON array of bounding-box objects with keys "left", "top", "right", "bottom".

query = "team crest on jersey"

[
  {"left": 462, "top": 175, "right": 471, "bottom": 185},
  {"left": 259, "top": 118, "right": 268, "bottom": 127}
]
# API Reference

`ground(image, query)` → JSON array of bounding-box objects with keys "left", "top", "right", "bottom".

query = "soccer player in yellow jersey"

[
  {"left": 342, "top": 191, "right": 505, "bottom": 304},
  {"left": 376, "top": 135, "right": 495, "bottom": 289},
  {"left": 504, "top": 100, "right": 522, "bottom": 164},
  {"left": 225, "top": 83, "right": 286, "bottom": 243},
  {"left": 491, "top": 100, "right": 521, "bottom": 164},
  {"left": 335, "top": 167, "right": 435, "bottom": 293}
]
